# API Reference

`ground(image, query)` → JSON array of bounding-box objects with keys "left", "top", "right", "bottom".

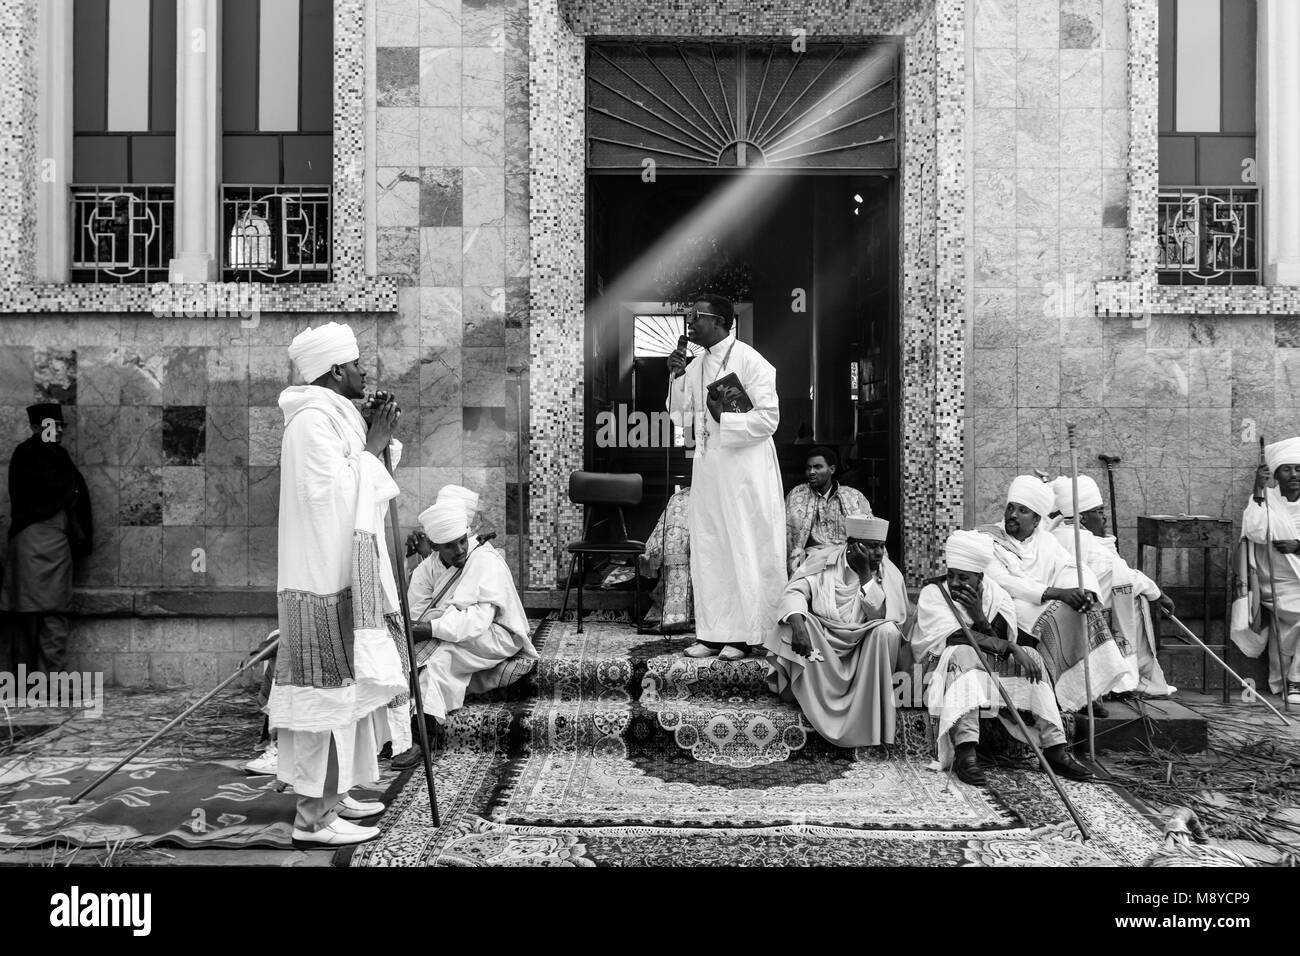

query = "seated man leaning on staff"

[
  {"left": 911, "top": 530, "right": 1094, "bottom": 786},
  {"left": 979, "top": 475, "right": 1135, "bottom": 717},
  {"left": 763, "top": 515, "right": 910, "bottom": 747},
  {"left": 391, "top": 498, "right": 537, "bottom": 770},
  {"left": 1049, "top": 475, "right": 1177, "bottom": 698},
  {"left": 784, "top": 445, "right": 873, "bottom": 574}
]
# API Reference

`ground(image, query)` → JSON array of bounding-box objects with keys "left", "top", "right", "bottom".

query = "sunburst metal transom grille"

[{"left": 587, "top": 42, "right": 899, "bottom": 170}]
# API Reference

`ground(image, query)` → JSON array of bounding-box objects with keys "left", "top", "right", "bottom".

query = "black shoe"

[
  {"left": 1078, "top": 701, "right": 1109, "bottom": 719},
  {"left": 954, "top": 744, "right": 987, "bottom": 786},
  {"left": 391, "top": 745, "right": 424, "bottom": 770},
  {"left": 1044, "top": 748, "right": 1095, "bottom": 782},
  {"left": 378, "top": 742, "right": 393, "bottom": 760}
]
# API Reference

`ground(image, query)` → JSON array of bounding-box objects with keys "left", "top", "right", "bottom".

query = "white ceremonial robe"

[
  {"left": 408, "top": 540, "right": 537, "bottom": 722},
  {"left": 1052, "top": 522, "right": 1175, "bottom": 696},
  {"left": 910, "top": 577, "right": 1063, "bottom": 770},
  {"left": 982, "top": 521, "right": 1101, "bottom": 632},
  {"left": 268, "top": 386, "right": 408, "bottom": 798},
  {"left": 1242, "top": 489, "right": 1300, "bottom": 691},
  {"left": 668, "top": 334, "right": 786, "bottom": 646}
]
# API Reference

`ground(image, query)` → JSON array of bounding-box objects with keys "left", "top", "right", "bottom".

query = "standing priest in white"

[
  {"left": 1243, "top": 437, "right": 1300, "bottom": 704},
  {"left": 269, "top": 322, "right": 409, "bottom": 846},
  {"left": 666, "top": 294, "right": 786, "bottom": 660},
  {"left": 391, "top": 497, "right": 537, "bottom": 769}
]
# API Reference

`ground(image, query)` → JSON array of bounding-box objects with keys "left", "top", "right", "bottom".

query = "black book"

[{"left": 706, "top": 372, "right": 753, "bottom": 414}]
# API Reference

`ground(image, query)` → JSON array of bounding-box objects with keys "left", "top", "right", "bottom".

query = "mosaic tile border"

[
  {"left": 0, "top": 0, "right": 395, "bottom": 315},
  {"left": 528, "top": 0, "right": 968, "bottom": 587},
  {"left": 1097, "top": 0, "right": 1300, "bottom": 317}
]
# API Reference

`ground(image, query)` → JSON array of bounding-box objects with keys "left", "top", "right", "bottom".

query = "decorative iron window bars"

[
  {"left": 70, "top": 185, "right": 175, "bottom": 283},
  {"left": 222, "top": 185, "right": 332, "bottom": 282},
  {"left": 587, "top": 42, "right": 899, "bottom": 171},
  {"left": 1157, "top": 186, "right": 1261, "bottom": 285}
]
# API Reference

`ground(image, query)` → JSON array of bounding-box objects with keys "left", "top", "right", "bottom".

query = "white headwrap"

[
  {"left": 1265, "top": 437, "right": 1300, "bottom": 474},
  {"left": 1051, "top": 475, "right": 1104, "bottom": 517},
  {"left": 288, "top": 322, "right": 360, "bottom": 384},
  {"left": 436, "top": 484, "right": 480, "bottom": 519},
  {"left": 420, "top": 500, "right": 469, "bottom": 544},
  {"left": 945, "top": 530, "right": 994, "bottom": 572},
  {"left": 1007, "top": 475, "right": 1055, "bottom": 518},
  {"left": 845, "top": 515, "right": 889, "bottom": 541}
]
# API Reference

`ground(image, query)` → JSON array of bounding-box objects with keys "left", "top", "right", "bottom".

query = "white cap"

[
  {"left": 419, "top": 500, "right": 469, "bottom": 545},
  {"left": 1007, "top": 474, "right": 1055, "bottom": 518},
  {"left": 288, "top": 322, "right": 359, "bottom": 383}
]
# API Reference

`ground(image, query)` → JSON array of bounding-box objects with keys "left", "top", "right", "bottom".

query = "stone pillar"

[
  {"left": 35, "top": 0, "right": 73, "bottom": 282},
  {"left": 1261, "top": 0, "right": 1300, "bottom": 286},
  {"left": 169, "top": 0, "right": 219, "bottom": 282},
  {"left": 0, "top": 0, "right": 39, "bottom": 284}
]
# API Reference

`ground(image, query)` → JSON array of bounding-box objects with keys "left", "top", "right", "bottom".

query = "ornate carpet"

[{"left": 339, "top": 618, "right": 1163, "bottom": 866}]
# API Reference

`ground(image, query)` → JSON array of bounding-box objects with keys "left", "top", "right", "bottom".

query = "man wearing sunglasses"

[{"left": 666, "top": 294, "right": 786, "bottom": 660}]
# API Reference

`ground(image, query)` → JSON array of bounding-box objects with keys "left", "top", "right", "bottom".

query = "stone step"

[{"left": 1073, "top": 698, "right": 1208, "bottom": 753}]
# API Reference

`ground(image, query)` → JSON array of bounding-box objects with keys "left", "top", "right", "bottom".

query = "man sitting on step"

[
  {"left": 1049, "top": 475, "right": 1177, "bottom": 698},
  {"left": 978, "top": 475, "right": 1136, "bottom": 718},
  {"left": 911, "top": 530, "right": 1093, "bottom": 787},
  {"left": 762, "top": 515, "right": 910, "bottom": 747},
  {"left": 391, "top": 498, "right": 537, "bottom": 770}
]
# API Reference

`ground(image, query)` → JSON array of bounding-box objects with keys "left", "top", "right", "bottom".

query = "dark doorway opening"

[{"left": 584, "top": 171, "right": 901, "bottom": 562}]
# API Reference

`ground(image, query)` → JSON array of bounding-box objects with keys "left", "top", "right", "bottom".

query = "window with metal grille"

[
  {"left": 71, "top": 0, "right": 177, "bottom": 282},
  {"left": 1157, "top": 0, "right": 1260, "bottom": 285},
  {"left": 221, "top": 0, "right": 333, "bottom": 282},
  {"left": 587, "top": 42, "right": 899, "bottom": 171}
]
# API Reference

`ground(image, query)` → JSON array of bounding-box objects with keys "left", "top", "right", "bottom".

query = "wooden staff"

[
  {"left": 384, "top": 446, "right": 440, "bottom": 825},
  {"left": 1160, "top": 608, "right": 1291, "bottom": 726},
  {"left": 1067, "top": 422, "right": 1097, "bottom": 762},
  {"left": 937, "top": 584, "right": 1092, "bottom": 841},
  {"left": 1258, "top": 436, "right": 1291, "bottom": 713},
  {"left": 71, "top": 634, "right": 280, "bottom": 804}
]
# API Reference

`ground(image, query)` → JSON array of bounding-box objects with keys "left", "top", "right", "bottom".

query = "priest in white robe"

[
  {"left": 391, "top": 498, "right": 537, "bottom": 769},
  {"left": 1050, "top": 475, "right": 1177, "bottom": 697},
  {"left": 911, "top": 530, "right": 1092, "bottom": 786},
  {"left": 666, "top": 294, "right": 786, "bottom": 660},
  {"left": 978, "top": 475, "right": 1136, "bottom": 714},
  {"left": 1242, "top": 437, "right": 1300, "bottom": 704},
  {"left": 269, "top": 322, "right": 409, "bottom": 846},
  {"left": 764, "top": 515, "right": 910, "bottom": 747}
]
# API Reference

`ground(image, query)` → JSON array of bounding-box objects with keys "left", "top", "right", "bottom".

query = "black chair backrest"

[{"left": 568, "top": 472, "right": 643, "bottom": 508}]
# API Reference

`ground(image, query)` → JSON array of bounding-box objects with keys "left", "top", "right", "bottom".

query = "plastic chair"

[{"left": 558, "top": 472, "right": 646, "bottom": 633}]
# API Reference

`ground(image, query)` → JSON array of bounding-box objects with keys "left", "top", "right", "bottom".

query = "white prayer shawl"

[
  {"left": 1241, "top": 488, "right": 1300, "bottom": 691},
  {"left": 268, "top": 386, "right": 408, "bottom": 738},
  {"left": 407, "top": 540, "right": 537, "bottom": 722},
  {"left": 980, "top": 521, "right": 1101, "bottom": 632},
  {"left": 1051, "top": 522, "right": 1174, "bottom": 696},
  {"left": 667, "top": 334, "right": 787, "bottom": 645},
  {"left": 911, "top": 577, "right": 1062, "bottom": 770}
]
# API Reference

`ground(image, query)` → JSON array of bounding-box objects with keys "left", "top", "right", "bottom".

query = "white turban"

[
  {"left": 1051, "top": 475, "right": 1104, "bottom": 518},
  {"left": 288, "top": 322, "right": 359, "bottom": 384},
  {"left": 436, "top": 484, "right": 480, "bottom": 519},
  {"left": 845, "top": 514, "right": 889, "bottom": 541},
  {"left": 1007, "top": 475, "right": 1055, "bottom": 518},
  {"left": 419, "top": 500, "right": 468, "bottom": 545},
  {"left": 945, "top": 530, "right": 994, "bottom": 573},
  {"left": 1265, "top": 437, "right": 1300, "bottom": 474}
]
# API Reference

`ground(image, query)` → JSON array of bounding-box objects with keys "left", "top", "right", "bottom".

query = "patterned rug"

[
  {"left": 338, "top": 617, "right": 1163, "bottom": 866},
  {"left": 0, "top": 754, "right": 385, "bottom": 850}
]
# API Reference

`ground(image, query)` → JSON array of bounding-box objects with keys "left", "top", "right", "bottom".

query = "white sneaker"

[
  {"left": 1286, "top": 683, "right": 1300, "bottom": 705},
  {"left": 684, "top": 643, "right": 719, "bottom": 658},
  {"left": 338, "top": 795, "right": 386, "bottom": 820},
  {"left": 244, "top": 745, "right": 278, "bottom": 775},
  {"left": 292, "top": 818, "right": 380, "bottom": 845}
]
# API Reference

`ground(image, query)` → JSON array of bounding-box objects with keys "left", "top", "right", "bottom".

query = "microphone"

[{"left": 670, "top": 335, "right": 691, "bottom": 379}]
